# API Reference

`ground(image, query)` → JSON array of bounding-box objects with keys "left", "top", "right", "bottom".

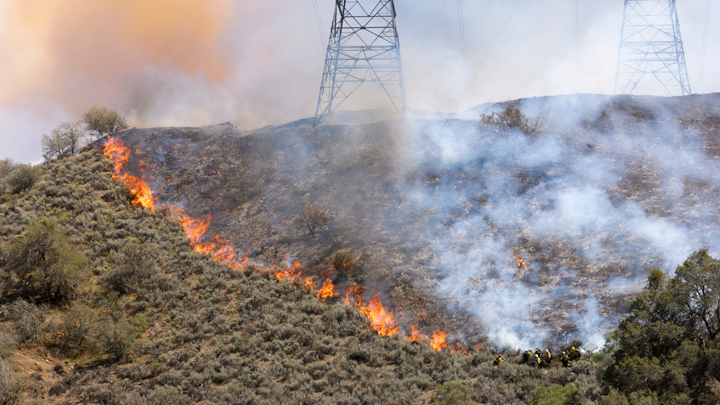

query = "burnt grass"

[{"left": 0, "top": 92, "right": 719, "bottom": 403}]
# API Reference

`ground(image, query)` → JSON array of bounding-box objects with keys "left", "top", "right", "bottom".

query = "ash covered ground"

[{"left": 114, "top": 93, "right": 720, "bottom": 350}]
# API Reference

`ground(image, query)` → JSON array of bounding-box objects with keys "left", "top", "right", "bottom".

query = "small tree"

[
  {"left": 6, "top": 300, "right": 46, "bottom": 344},
  {"left": 480, "top": 104, "right": 544, "bottom": 135},
  {"left": 41, "top": 121, "right": 85, "bottom": 160},
  {"left": 330, "top": 251, "right": 356, "bottom": 276},
  {"left": 56, "top": 302, "right": 96, "bottom": 354},
  {"left": 81, "top": 106, "right": 129, "bottom": 137},
  {"left": 294, "top": 206, "right": 329, "bottom": 238}
]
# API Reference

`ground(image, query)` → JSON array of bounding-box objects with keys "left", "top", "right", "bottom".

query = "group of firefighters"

[{"left": 494, "top": 346, "right": 582, "bottom": 368}]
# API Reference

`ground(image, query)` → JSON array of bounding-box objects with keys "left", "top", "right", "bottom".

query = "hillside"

[
  {"left": 112, "top": 93, "right": 720, "bottom": 349},
  {"left": 1, "top": 92, "right": 720, "bottom": 404},
  {"left": 0, "top": 147, "right": 606, "bottom": 404}
]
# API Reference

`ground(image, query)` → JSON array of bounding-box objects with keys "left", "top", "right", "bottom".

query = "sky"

[{"left": 1, "top": 0, "right": 719, "bottom": 162}]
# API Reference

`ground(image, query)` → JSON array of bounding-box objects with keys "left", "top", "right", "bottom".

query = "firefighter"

[
  {"left": 560, "top": 352, "right": 570, "bottom": 368},
  {"left": 493, "top": 353, "right": 504, "bottom": 366},
  {"left": 569, "top": 346, "right": 582, "bottom": 361},
  {"left": 535, "top": 347, "right": 543, "bottom": 357},
  {"left": 533, "top": 354, "right": 541, "bottom": 367},
  {"left": 546, "top": 349, "right": 553, "bottom": 364},
  {"left": 522, "top": 349, "right": 532, "bottom": 364}
]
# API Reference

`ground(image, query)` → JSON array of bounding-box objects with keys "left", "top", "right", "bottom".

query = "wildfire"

[
  {"left": 358, "top": 294, "right": 400, "bottom": 337},
  {"left": 431, "top": 330, "right": 448, "bottom": 352},
  {"left": 103, "top": 137, "right": 155, "bottom": 209},
  {"left": 102, "top": 136, "right": 481, "bottom": 353},
  {"left": 317, "top": 277, "right": 338, "bottom": 301},
  {"left": 408, "top": 325, "right": 420, "bottom": 343},
  {"left": 515, "top": 255, "right": 529, "bottom": 271},
  {"left": 275, "top": 261, "right": 304, "bottom": 283}
]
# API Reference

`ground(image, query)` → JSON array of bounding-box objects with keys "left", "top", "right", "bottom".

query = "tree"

[
  {"left": 294, "top": 206, "right": 329, "bottom": 238},
  {"left": 480, "top": 104, "right": 544, "bottom": 135},
  {"left": 602, "top": 249, "right": 720, "bottom": 403},
  {"left": 41, "top": 121, "right": 85, "bottom": 160},
  {"left": 2, "top": 218, "right": 88, "bottom": 303},
  {"left": 81, "top": 106, "right": 129, "bottom": 136}
]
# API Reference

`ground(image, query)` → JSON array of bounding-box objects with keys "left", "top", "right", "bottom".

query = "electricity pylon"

[
  {"left": 614, "top": 0, "right": 691, "bottom": 96},
  {"left": 314, "top": 0, "right": 407, "bottom": 127}
]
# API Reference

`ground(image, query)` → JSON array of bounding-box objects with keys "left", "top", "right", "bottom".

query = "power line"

[
  {"left": 429, "top": 0, "right": 522, "bottom": 149},
  {"left": 311, "top": 0, "right": 326, "bottom": 50},
  {"left": 700, "top": 0, "right": 712, "bottom": 91},
  {"left": 573, "top": 0, "right": 578, "bottom": 92},
  {"left": 442, "top": 0, "right": 451, "bottom": 45},
  {"left": 456, "top": 0, "right": 468, "bottom": 66}
]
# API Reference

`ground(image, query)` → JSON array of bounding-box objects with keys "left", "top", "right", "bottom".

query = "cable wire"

[
  {"left": 311, "top": 0, "right": 327, "bottom": 51},
  {"left": 428, "top": 0, "right": 522, "bottom": 150},
  {"left": 699, "top": 0, "right": 712, "bottom": 91}
]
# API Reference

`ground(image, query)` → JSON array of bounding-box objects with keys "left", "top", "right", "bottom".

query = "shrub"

[
  {"left": 600, "top": 388, "right": 629, "bottom": 405},
  {"left": 480, "top": 104, "right": 544, "bottom": 135},
  {"left": 432, "top": 381, "right": 474, "bottom": 405},
  {"left": 0, "top": 359, "right": 19, "bottom": 405},
  {"left": 97, "top": 316, "right": 141, "bottom": 362},
  {"left": 3, "top": 218, "right": 89, "bottom": 303},
  {"left": 0, "top": 159, "right": 14, "bottom": 195},
  {"left": 6, "top": 300, "right": 45, "bottom": 344},
  {"left": 329, "top": 251, "right": 355, "bottom": 276},
  {"left": 56, "top": 301, "right": 96, "bottom": 354},
  {"left": 0, "top": 329, "right": 17, "bottom": 359},
  {"left": 100, "top": 242, "right": 157, "bottom": 294},
  {"left": 293, "top": 206, "right": 329, "bottom": 238},
  {"left": 531, "top": 384, "right": 580, "bottom": 405},
  {"left": 7, "top": 164, "right": 41, "bottom": 194}
]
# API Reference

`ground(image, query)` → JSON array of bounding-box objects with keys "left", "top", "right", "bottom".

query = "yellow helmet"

[{"left": 571, "top": 347, "right": 575, "bottom": 350}]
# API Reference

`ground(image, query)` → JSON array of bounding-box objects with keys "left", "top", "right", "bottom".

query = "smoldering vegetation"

[{"left": 115, "top": 93, "right": 720, "bottom": 349}]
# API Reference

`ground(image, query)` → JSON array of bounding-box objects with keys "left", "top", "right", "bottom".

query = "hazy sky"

[{"left": 1, "top": 0, "right": 718, "bottom": 162}]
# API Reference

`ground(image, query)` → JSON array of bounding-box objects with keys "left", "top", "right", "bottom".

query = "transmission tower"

[
  {"left": 614, "top": 0, "right": 691, "bottom": 96},
  {"left": 314, "top": 0, "right": 407, "bottom": 126}
]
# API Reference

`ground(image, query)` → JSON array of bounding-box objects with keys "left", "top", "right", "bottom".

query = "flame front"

[
  {"left": 431, "top": 330, "right": 448, "bottom": 352},
  {"left": 276, "top": 261, "right": 304, "bottom": 283},
  {"left": 103, "top": 137, "right": 471, "bottom": 350},
  {"left": 408, "top": 325, "right": 420, "bottom": 343},
  {"left": 317, "top": 277, "right": 338, "bottom": 301},
  {"left": 104, "top": 137, "right": 155, "bottom": 209},
  {"left": 359, "top": 294, "right": 400, "bottom": 337}
]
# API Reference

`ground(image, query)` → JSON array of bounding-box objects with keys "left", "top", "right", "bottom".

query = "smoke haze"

[{"left": 2, "top": 0, "right": 720, "bottom": 162}]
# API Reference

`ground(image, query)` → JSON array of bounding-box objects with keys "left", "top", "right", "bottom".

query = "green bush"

[
  {"left": 56, "top": 301, "right": 96, "bottom": 354},
  {"left": 98, "top": 316, "right": 142, "bottom": 362},
  {"left": 329, "top": 251, "right": 355, "bottom": 276},
  {"left": 531, "top": 384, "right": 580, "bottom": 405},
  {"left": 2, "top": 218, "right": 89, "bottom": 303},
  {"left": 7, "top": 164, "right": 41, "bottom": 194},
  {"left": 432, "top": 381, "right": 474, "bottom": 405}
]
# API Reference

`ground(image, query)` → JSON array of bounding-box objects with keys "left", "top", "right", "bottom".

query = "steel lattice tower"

[
  {"left": 314, "top": 0, "right": 407, "bottom": 127},
  {"left": 615, "top": 0, "right": 691, "bottom": 96}
]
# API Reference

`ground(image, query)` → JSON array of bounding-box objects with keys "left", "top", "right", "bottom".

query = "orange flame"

[
  {"left": 359, "top": 294, "right": 400, "bottom": 337},
  {"left": 317, "top": 277, "right": 338, "bottom": 301},
  {"left": 181, "top": 213, "right": 211, "bottom": 244},
  {"left": 515, "top": 255, "right": 529, "bottom": 271},
  {"left": 431, "top": 330, "right": 448, "bottom": 352},
  {"left": 408, "top": 325, "right": 420, "bottom": 343},
  {"left": 305, "top": 278, "right": 317, "bottom": 291},
  {"left": 275, "top": 261, "right": 303, "bottom": 283},
  {"left": 104, "top": 137, "right": 155, "bottom": 209}
]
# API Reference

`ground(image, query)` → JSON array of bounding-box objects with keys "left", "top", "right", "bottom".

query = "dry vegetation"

[{"left": 0, "top": 144, "right": 610, "bottom": 404}]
